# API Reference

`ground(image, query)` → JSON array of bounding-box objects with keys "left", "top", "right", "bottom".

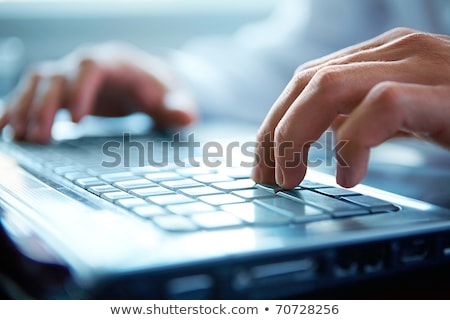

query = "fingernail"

[
  {"left": 164, "top": 91, "right": 194, "bottom": 111},
  {"left": 336, "top": 167, "right": 350, "bottom": 188}
]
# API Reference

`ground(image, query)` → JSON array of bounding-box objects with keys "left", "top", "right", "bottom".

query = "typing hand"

[
  {"left": 0, "top": 42, "right": 197, "bottom": 143},
  {"left": 252, "top": 27, "right": 450, "bottom": 189}
]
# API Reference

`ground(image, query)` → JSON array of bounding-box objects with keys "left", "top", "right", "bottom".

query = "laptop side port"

[
  {"left": 361, "top": 244, "right": 387, "bottom": 274},
  {"left": 333, "top": 249, "right": 359, "bottom": 278},
  {"left": 333, "top": 243, "right": 388, "bottom": 278},
  {"left": 398, "top": 237, "right": 431, "bottom": 264}
]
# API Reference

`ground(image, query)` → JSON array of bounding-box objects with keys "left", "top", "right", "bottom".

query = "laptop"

[{"left": 0, "top": 114, "right": 450, "bottom": 299}]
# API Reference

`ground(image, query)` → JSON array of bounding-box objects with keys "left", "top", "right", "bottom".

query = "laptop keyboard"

[{"left": 5, "top": 137, "right": 400, "bottom": 233}]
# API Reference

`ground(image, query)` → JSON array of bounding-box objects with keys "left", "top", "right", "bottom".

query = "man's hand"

[
  {"left": 0, "top": 42, "right": 197, "bottom": 143},
  {"left": 252, "top": 27, "right": 450, "bottom": 189}
]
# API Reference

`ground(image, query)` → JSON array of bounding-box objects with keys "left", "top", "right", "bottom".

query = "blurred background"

[{"left": 0, "top": 0, "right": 276, "bottom": 96}]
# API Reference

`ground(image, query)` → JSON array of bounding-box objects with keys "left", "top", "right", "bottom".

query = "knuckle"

[
  {"left": 370, "top": 82, "right": 402, "bottom": 105},
  {"left": 78, "top": 57, "right": 98, "bottom": 71},
  {"left": 366, "top": 82, "right": 405, "bottom": 119},
  {"left": 396, "top": 31, "right": 433, "bottom": 48},
  {"left": 389, "top": 27, "right": 416, "bottom": 37},
  {"left": 311, "top": 66, "right": 343, "bottom": 89},
  {"left": 50, "top": 74, "right": 66, "bottom": 86}
]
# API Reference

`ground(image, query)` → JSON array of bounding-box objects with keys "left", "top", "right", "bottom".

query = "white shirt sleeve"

[{"left": 169, "top": 0, "right": 445, "bottom": 123}]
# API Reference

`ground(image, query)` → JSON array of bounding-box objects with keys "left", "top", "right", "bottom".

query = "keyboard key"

[
  {"left": 74, "top": 177, "right": 106, "bottom": 189},
  {"left": 231, "top": 189, "right": 275, "bottom": 200},
  {"left": 149, "top": 194, "right": 195, "bottom": 206},
  {"left": 116, "top": 197, "right": 148, "bottom": 208},
  {"left": 64, "top": 171, "right": 91, "bottom": 181},
  {"left": 222, "top": 203, "right": 291, "bottom": 225},
  {"left": 315, "top": 187, "right": 361, "bottom": 198},
  {"left": 145, "top": 172, "right": 183, "bottom": 182},
  {"left": 341, "top": 195, "right": 399, "bottom": 213},
  {"left": 160, "top": 179, "right": 203, "bottom": 190},
  {"left": 211, "top": 179, "right": 256, "bottom": 191},
  {"left": 255, "top": 184, "right": 282, "bottom": 194},
  {"left": 256, "top": 197, "right": 330, "bottom": 223},
  {"left": 88, "top": 184, "right": 119, "bottom": 196},
  {"left": 176, "top": 167, "right": 216, "bottom": 177},
  {"left": 191, "top": 211, "right": 244, "bottom": 229},
  {"left": 281, "top": 189, "right": 369, "bottom": 218},
  {"left": 199, "top": 194, "right": 246, "bottom": 206},
  {"left": 193, "top": 174, "right": 233, "bottom": 184},
  {"left": 152, "top": 215, "right": 198, "bottom": 232},
  {"left": 113, "top": 179, "right": 156, "bottom": 191},
  {"left": 219, "top": 167, "right": 252, "bottom": 179},
  {"left": 167, "top": 202, "right": 216, "bottom": 215},
  {"left": 100, "top": 172, "right": 137, "bottom": 183},
  {"left": 101, "top": 191, "right": 134, "bottom": 202},
  {"left": 297, "top": 180, "right": 330, "bottom": 189},
  {"left": 130, "top": 186, "right": 174, "bottom": 198},
  {"left": 179, "top": 186, "right": 223, "bottom": 197},
  {"left": 133, "top": 205, "right": 168, "bottom": 218}
]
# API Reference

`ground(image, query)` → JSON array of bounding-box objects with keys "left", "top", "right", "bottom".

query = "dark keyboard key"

[
  {"left": 222, "top": 203, "right": 291, "bottom": 225},
  {"left": 297, "top": 180, "right": 330, "bottom": 189},
  {"left": 231, "top": 189, "right": 275, "bottom": 200},
  {"left": 315, "top": 187, "right": 361, "bottom": 198},
  {"left": 255, "top": 184, "right": 282, "bottom": 194},
  {"left": 341, "top": 195, "right": 399, "bottom": 213},
  {"left": 256, "top": 197, "right": 330, "bottom": 223},
  {"left": 281, "top": 189, "right": 369, "bottom": 218}
]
